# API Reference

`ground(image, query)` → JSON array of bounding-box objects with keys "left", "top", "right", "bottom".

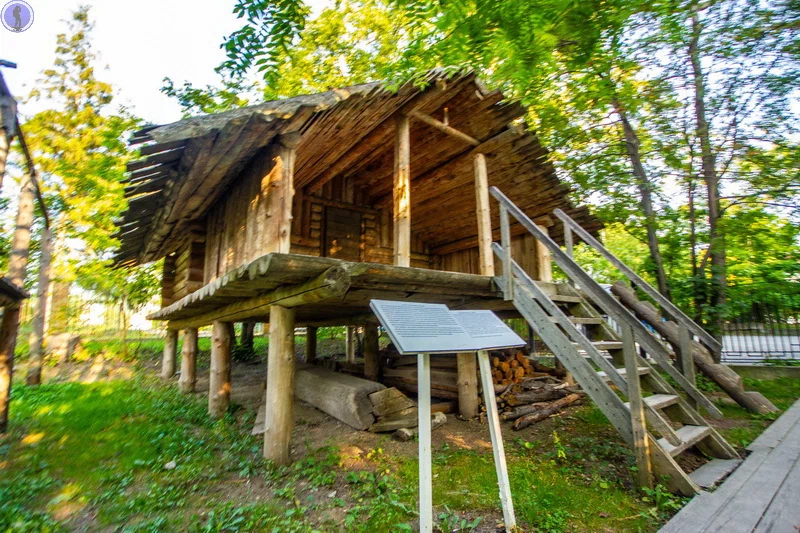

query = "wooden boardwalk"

[{"left": 660, "top": 399, "right": 800, "bottom": 533}]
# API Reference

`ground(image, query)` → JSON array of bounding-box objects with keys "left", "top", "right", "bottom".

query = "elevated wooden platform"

[
  {"left": 660, "top": 399, "right": 800, "bottom": 533},
  {"left": 149, "top": 253, "right": 515, "bottom": 329}
]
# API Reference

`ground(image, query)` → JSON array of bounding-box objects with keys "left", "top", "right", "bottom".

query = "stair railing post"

[
  {"left": 622, "top": 323, "right": 653, "bottom": 489},
  {"left": 679, "top": 323, "right": 698, "bottom": 410},
  {"left": 499, "top": 205, "right": 513, "bottom": 301},
  {"left": 564, "top": 223, "right": 575, "bottom": 288}
]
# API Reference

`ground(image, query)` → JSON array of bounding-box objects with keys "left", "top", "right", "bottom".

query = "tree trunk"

[
  {"left": 614, "top": 100, "right": 671, "bottom": 300},
  {"left": 0, "top": 172, "right": 36, "bottom": 432},
  {"left": 689, "top": 10, "right": 726, "bottom": 347},
  {"left": 0, "top": 128, "right": 9, "bottom": 191},
  {"left": 27, "top": 226, "right": 53, "bottom": 385},
  {"left": 687, "top": 178, "right": 704, "bottom": 322}
]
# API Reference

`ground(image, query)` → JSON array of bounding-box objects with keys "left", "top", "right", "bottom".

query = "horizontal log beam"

[
  {"left": 166, "top": 266, "right": 350, "bottom": 329},
  {"left": 407, "top": 110, "right": 480, "bottom": 146}
]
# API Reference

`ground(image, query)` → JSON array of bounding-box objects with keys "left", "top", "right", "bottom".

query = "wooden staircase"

[{"left": 490, "top": 187, "right": 740, "bottom": 496}]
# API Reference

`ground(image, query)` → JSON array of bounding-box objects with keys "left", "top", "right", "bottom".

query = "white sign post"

[{"left": 370, "top": 300, "right": 524, "bottom": 532}]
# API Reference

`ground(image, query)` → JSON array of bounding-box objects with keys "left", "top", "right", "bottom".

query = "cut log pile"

[
  {"left": 367, "top": 387, "right": 448, "bottom": 440},
  {"left": 378, "top": 345, "right": 583, "bottom": 428}
]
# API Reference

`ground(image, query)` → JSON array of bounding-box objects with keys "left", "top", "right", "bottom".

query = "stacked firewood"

[
  {"left": 489, "top": 350, "right": 566, "bottom": 386},
  {"left": 379, "top": 346, "right": 583, "bottom": 428},
  {"left": 491, "top": 377, "right": 584, "bottom": 430}
]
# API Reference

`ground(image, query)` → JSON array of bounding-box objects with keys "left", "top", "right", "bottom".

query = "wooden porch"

[{"left": 148, "top": 252, "right": 514, "bottom": 329}]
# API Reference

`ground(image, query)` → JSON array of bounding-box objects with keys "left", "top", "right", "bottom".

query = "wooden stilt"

[
  {"left": 208, "top": 321, "right": 232, "bottom": 418},
  {"left": 264, "top": 305, "right": 296, "bottom": 465},
  {"left": 346, "top": 326, "right": 356, "bottom": 363},
  {"left": 363, "top": 325, "right": 380, "bottom": 381},
  {"left": 417, "top": 352, "right": 433, "bottom": 533},
  {"left": 456, "top": 352, "right": 479, "bottom": 419},
  {"left": 477, "top": 350, "right": 516, "bottom": 529},
  {"left": 393, "top": 114, "right": 411, "bottom": 267},
  {"left": 306, "top": 326, "right": 318, "bottom": 364},
  {"left": 161, "top": 329, "right": 178, "bottom": 379},
  {"left": 179, "top": 328, "right": 198, "bottom": 394},
  {"left": 622, "top": 324, "right": 653, "bottom": 489}
]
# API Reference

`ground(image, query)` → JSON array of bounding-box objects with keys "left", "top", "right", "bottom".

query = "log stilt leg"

[
  {"left": 456, "top": 352, "right": 479, "bottom": 419},
  {"left": 161, "top": 329, "right": 178, "bottom": 379},
  {"left": 305, "top": 326, "right": 317, "bottom": 364},
  {"left": 209, "top": 321, "right": 232, "bottom": 418},
  {"left": 179, "top": 328, "right": 198, "bottom": 394},
  {"left": 264, "top": 305, "right": 296, "bottom": 465},
  {"left": 363, "top": 326, "right": 380, "bottom": 381},
  {"left": 345, "top": 326, "right": 356, "bottom": 363}
]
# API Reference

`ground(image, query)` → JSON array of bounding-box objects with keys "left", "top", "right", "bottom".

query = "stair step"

[
  {"left": 658, "top": 425, "right": 713, "bottom": 457},
  {"left": 591, "top": 341, "right": 623, "bottom": 351},
  {"left": 597, "top": 367, "right": 650, "bottom": 381},
  {"left": 550, "top": 294, "right": 583, "bottom": 303},
  {"left": 549, "top": 316, "right": 604, "bottom": 325},
  {"left": 624, "top": 394, "right": 680, "bottom": 411},
  {"left": 689, "top": 458, "right": 743, "bottom": 489}
]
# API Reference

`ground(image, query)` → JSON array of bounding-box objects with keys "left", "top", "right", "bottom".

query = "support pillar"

[
  {"left": 346, "top": 326, "right": 356, "bottom": 363},
  {"left": 456, "top": 352, "right": 479, "bottom": 419},
  {"left": 209, "top": 321, "right": 232, "bottom": 418},
  {"left": 393, "top": 114, "right": 411, "bottom": 267},
  {"left": 161, "top": 329, "right": 178, "bottom": 379},
  {"left": 305, "top": 326, "right": 317, "bottom": 364},
  {"left": 474, "top": 153, "right": 494, "bottom": 276},
  {"left": 264, "top": 305, "right": 296, "bottom": 465},
  {"left": 179, "top": 328, "right": 198, "bottom": 394},
  {"left": 364, "top": 325, "right": 380, "bottom": 381},
  {"left": 536, "top": 225, "right": 553, "bottom": 282}
]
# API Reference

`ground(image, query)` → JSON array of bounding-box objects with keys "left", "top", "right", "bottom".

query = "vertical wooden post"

[
  {"left": 264, "top": 305, "right": 296, "bottom": 465},
  {"left": 305, "top": 326, "right": 318, "bottom": 364},
  {"left": 393, "top": 114, "right": 411, "bottom": 267},
  {"left": 417, "top": 352, "right": 433, "bottom": 533},
  {"left": 477, "top": 350, "right": 516, "bottom": 529},
  {"left": 461, "top": 154, "right": 488, "bottom": 412},
  {"left": 474, "top": 153, "right": 494, "bottom": 276},
  {"left": 345, "top": 326, "right": 356, "bottom": 363},
  {"left": 679, "top": 323, "right": 698, "bottom": 410},
  {"left": 536, "top": 225, "right": 553, "bottom": 282},
  {"left": 161, "top": 329, "right": 178, "bottom": 379},
  {"left": 363, "top": 325, "right": 380, "bottom": 381},
  {"left": 621, "top": 324, "right": 653, "bottom": 489},
  {"left": 499, "top": 206, "right": 513, "bottom": 300},
  {"left": 179, "top": 328, "right": 198, "bottom": 394},
  {"left": 208, "top": 321, "right": 232, "bottom": 418},
  {"left": 456, "top": 353, "right": 479, "bottom": 419}
]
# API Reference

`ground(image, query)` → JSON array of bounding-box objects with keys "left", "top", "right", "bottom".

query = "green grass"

[{"left": 3, "top": 349, "right": 799, "bottom": 532}]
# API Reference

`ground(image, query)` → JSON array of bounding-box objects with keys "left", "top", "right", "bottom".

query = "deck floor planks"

[{"left": 659, "top": 399, "right": 800, "bottom": 533}]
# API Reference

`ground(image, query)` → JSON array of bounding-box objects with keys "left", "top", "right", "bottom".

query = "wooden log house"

[{"left": 115, "top": 71, "right": 601, "bottom": 464}]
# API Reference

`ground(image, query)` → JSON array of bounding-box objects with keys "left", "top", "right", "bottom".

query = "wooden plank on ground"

[{"left": 748, "top": 400, "right": 800, "bottom": 451}]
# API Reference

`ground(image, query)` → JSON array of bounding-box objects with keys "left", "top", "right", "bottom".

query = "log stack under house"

[{"left": 117, "top": 70, "right": 762, "bottom": 494}]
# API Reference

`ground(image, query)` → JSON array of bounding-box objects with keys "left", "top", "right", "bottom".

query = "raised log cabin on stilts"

[{"left": 114, "top": 70, "right": 601, "bottom": 465}]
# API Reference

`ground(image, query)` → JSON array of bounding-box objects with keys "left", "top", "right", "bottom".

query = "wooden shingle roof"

[{"left": 116, "top": 70, "right": 601, "bottom": 265}]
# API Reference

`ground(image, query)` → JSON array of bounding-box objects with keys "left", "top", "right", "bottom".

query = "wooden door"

[{"left": 323, "top": 207, "right": 362, "bottom": 261}]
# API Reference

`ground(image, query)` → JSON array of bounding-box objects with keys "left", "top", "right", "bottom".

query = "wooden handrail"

[
  {"left": 489, "top": 186, "right": 722, "bottom": 417},
  {"left": 552, "top": 208, "right": 722, "bottom": 357}
]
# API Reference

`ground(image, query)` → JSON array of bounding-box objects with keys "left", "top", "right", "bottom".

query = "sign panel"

[{"left": 369, "top": 299, "right": 525, "bottom": 355}]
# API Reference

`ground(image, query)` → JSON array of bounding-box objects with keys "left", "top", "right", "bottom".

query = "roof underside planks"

[{"left": 115, "top": 71, "right": 601, "bottom": 266}]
